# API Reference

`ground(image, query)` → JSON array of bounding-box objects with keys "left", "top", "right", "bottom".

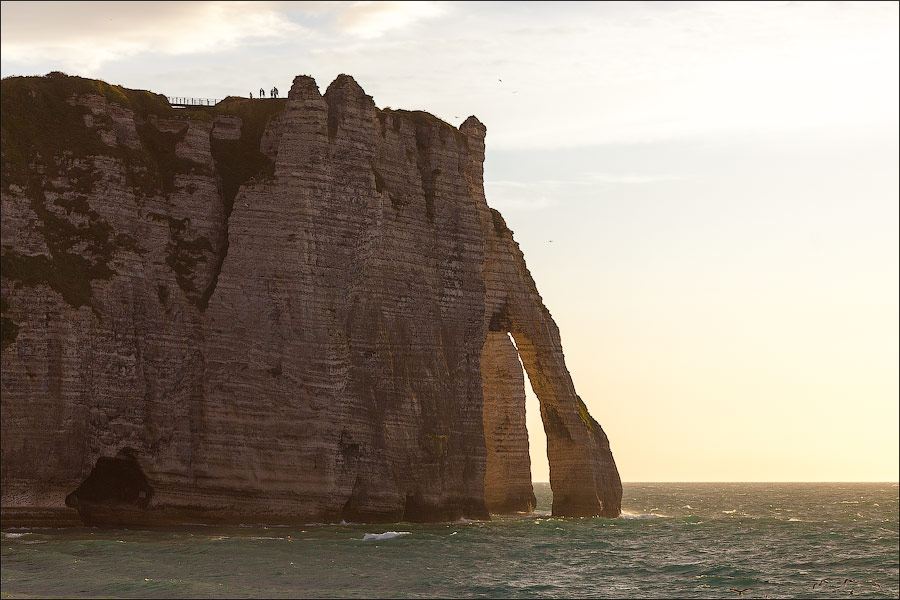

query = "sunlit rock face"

[
  {"left": 482, "top": 331, "right": 536, "bottom": 514},
  {"left": 0, "top": 72, "right": 621, "bottom": 526}
]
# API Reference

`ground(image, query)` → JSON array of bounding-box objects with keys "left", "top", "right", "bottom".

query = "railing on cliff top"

[{"left": 166, "top": 97, "right": 220, "bottom": 108}]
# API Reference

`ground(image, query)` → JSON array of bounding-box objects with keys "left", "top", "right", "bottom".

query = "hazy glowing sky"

[{"left": 2, "top": 1, "right": 897, "bottom": 482}]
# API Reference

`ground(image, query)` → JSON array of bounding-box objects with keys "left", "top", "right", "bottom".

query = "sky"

[{"left": 2, "top": 1, "right": 898, "bottom": 483}]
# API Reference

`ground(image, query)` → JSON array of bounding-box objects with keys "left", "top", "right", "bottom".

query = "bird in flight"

[
  {"left": 812, "top": 579, "right": 828, "bottom": 589},
  {"left": 498, "top": 79, "right": 502, "bottom": 83},
  {"left": 729, "top": 590, "right": 750, "bottom": 597}
]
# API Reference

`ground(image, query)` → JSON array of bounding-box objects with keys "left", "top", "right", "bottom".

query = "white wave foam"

[
  {"left": 453, "top": 517, "right": 477, "bottom": 524},
  {"left": 619, "top": 511, "right": 663, "bottom": 520},
  {"left": 2, "top": 533, "right": 26, "bottom": 539},
  {"left": 362, "top": 531, "right": 411, "bottom": 541}
]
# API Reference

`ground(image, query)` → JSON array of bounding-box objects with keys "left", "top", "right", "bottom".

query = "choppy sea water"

[{"left": 2, "top": 483, "right": 897, "bottom": 599}]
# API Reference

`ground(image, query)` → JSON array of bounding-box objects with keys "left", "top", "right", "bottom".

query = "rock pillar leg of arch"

[
  {"left": 510, "top": 329, "right": 622, "bottom": 518},
  {"left": 481, "top": 331, "right": 537, "bottom": 514}
]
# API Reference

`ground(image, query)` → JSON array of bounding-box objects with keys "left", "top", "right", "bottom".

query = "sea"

[{"left": 2, "top": 483, "right": 897, "bottom": 599}]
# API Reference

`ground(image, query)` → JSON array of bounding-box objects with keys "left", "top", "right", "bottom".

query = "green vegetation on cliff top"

[
  {"left": 1, "top": 72, "right": 171, "bottom": 184},
  {"left": 0, "top": 73, "right": 285, "bottom": 318}
]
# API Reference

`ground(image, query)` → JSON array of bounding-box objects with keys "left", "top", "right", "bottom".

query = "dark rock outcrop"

[{"left": 0, "top": 72, "right": 622, "bottom": 526}]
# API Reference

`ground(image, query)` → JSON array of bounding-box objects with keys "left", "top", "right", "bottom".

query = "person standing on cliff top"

[
  {"left": 272, "top": 87, "right": 279, "bottom": 98},
  {"left": 259, "top": 87, "right": 265, "bottom": 98}
]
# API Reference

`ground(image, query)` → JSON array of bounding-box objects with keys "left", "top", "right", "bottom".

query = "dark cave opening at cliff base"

[
  {"left": 481, "top": 331, "right": 539, "bottom": 514},
  {"left": 65, "top": 455, "right": 154, "bottom": 525}
]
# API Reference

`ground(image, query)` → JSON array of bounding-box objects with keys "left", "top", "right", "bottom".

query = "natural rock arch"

[
  {"left": 480, "top": 317, "right": 622, "bottom": 517},
  {"left": 478, "top": 208, "right": 622, "bottom": 518}
]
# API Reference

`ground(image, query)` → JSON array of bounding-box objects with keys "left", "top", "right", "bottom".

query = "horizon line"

[{"left": 530, "top": 481, "right": 900, "bottom": 484}]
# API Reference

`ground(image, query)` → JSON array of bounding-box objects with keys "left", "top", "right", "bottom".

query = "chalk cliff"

[{"left": 0, "top": 72, "right": 621, "bottom": 526}]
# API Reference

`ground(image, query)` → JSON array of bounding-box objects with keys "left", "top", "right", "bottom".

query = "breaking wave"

[
  {"left": 619, "top": 511, "right": 665, "bottom": 520},
  {"left": 362, "top": 531, "right": 411, "bottom": 541}
]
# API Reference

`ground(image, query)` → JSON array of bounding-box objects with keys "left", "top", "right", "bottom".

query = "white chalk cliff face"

[{"left": 0, "top": 72, "right": 622, "bottom": 526}]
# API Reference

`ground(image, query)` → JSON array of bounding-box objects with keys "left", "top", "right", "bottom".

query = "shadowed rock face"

[{"left": 0, "top": 72, "right": 621, "bottom": 526}]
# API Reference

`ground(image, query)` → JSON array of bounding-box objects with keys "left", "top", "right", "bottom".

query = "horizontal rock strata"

[
  {"left": 0, "top": 72, "right": 621, "bottom": 526},
  {"left": 482, "top": 331, "right": 536, "bottom": 513}
]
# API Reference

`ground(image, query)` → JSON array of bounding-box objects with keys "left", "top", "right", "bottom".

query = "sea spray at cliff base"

[{"left": 2, "top": 483, "right": 897, "bottom": 599}]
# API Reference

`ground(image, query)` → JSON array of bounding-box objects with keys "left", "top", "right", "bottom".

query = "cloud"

[
  {"left": 583, "top": 173, "right": 688, "bottom": 185},
  {"left": 334, "top": 1, "right": 445, "bottom": 39},
  {"left": 489, "top": 174, "right": 686, "bottom": 188},
  {"left": 484, "top": 173, "right": 686, "bottom": 210},
  {"left": 0, "top": 1, "right": 303, "bottom": 72},
  {"left": 2, "top": 1, "right": 895, "bottom": 149},
  {"left": 274, "top": 1, "right": 898, "bottom": 149}
]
